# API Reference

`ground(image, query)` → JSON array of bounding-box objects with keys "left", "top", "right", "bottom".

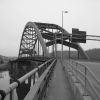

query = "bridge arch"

[
  {"left": 18, "top": 22, "right": 49, "bottom": 57},
  {"left": 19, "top": 22, "right": 89, "bottom": 59}
]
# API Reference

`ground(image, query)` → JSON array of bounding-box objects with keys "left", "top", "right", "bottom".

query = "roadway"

[
  {"left": 44, "top": 60, "right": 74, "bottom": 100},
  {"left": 79, "top": 61, "right": 100, "bottom": 80}
]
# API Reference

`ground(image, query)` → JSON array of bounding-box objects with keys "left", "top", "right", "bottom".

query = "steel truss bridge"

[
  {"left": 0, "top": 22, "right": 100, "bottom": 100},
  {"left": 18, "top": 22, "right": 88, "bottom": 58}
]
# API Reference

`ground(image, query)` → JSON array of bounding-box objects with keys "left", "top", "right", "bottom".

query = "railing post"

[
  {"left": 84, "top": 67, "right": 87, "bottom": 96},
  {"left": 33, "top": 74, "right": 35, "bottom": 85},
  {"left": 31, "top": 74, "right": 35, "bottom": 87},
  {"left": 10, "top": 90, "right": 14, "bottom": 100},
  {"left": 10, "top": 79, "right": 15, "bottom": 100}
]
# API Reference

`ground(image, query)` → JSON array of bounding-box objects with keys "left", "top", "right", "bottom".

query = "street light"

[
  {"left": 62, "top": 11, "right": 68, "bottom": 27},
  {"left": 61, "top": 10, "right": 68, "bottom": 61}
]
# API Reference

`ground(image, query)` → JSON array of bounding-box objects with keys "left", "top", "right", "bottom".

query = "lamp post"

[
  {"left": 61, "top": 10, "right": 68, "bottom": 60},
  {"left": 62, "top": 11, "right": 68, "bottom": 27}
]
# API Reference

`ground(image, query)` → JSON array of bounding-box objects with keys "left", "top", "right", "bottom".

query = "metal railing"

[
  {"left": 0, "top": 58, "right": 56, "bottom": 100},
  {"left": 68, "top": 60, "right": 100, "bottom": 100}
]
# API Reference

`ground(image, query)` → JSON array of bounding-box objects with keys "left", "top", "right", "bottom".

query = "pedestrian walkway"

[{"left": 44, "top": 60, "right": 74, "bottom": 100}]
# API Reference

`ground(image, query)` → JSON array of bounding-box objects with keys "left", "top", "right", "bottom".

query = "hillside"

[
  {"left": 51, "top": 48, "right": 100, "bottom": 61},
  {"left": 0, "top": 55, "right": 17, "bottom": 64},
  {"left": 86, "top": 48, "right": 100, "bottom": 61},
  {"left": 0, "top": 48, "right": 100, "bottom": 63},
  {"left": 51, "top": 51, "right": 78, "bottom": 59}
]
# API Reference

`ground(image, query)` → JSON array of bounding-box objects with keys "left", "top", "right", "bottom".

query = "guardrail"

[
  {"left": 0, "top": 58, "right": 57, "bottom": 100},
  {"left": 66, "top": 60, "right": 100, "bottom": 100}
]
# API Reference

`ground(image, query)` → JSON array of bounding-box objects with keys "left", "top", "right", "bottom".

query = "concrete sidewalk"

[{"left": 44, "top": 60, "right": 74, "bottom": 100}]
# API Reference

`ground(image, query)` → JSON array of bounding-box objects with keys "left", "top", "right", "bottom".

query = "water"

[
  {"left": 0, "top": 71, "right": 9, "bottom": 100},
  {"left": 0, "top": 71, "right": 39, "bottom": 100},
  {"left": 0, "top": 71, "right": 18, "bottom": 100}
]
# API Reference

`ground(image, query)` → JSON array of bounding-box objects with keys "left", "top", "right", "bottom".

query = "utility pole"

[{"left": 61, "top": 10, "right": 68, "bottom": 60}]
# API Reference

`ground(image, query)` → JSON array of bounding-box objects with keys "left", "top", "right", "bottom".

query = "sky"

[{"left": 0, "top": 0, "right": 100, "bottom": 57}]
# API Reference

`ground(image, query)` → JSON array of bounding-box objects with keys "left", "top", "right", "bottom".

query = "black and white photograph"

[{"left": 0, "top": 0, "right": 100, "bottom": 100}]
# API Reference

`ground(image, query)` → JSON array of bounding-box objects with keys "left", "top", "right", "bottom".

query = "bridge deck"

[{"left": 44, "top": 60, "right": 74, "bottom": 100}]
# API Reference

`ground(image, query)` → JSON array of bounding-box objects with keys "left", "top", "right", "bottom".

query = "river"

[
  {"left": 0, "top": 71, "right": 18, "bottom": 100},
  {"left": 0, "top": 71, "right": 39, "bottom": 100}
]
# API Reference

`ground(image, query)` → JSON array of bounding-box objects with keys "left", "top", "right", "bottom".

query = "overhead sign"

[{"left": 71, "top": 28, "right": 86, "bottom": 43}]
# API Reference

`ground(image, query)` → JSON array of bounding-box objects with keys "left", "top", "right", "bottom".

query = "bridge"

[{"left": 0, "top": 22, "right": 100, "bottom": 100}]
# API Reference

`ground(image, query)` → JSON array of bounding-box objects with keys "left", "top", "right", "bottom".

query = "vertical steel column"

[
  {"left": 78, "top": 49, "right": 79, "bottom": 59},
  {"left": 43, "top": 50, "right": 44, "bottom": 57},
  {"left": 53, "top": 33, "right": 55, "bottom": 57},
  {"left": 34, "top": 42, "right": 35, "bottom": 57},
  {"left": 40, "top": 43, "right": 41, "bottom": 56},
  {"left": 52, "top": 42, "right": 53, "bottom": 57},
  {"left": 61, "top": 32, "right": 63, "bottom": 60},
  {"left": 51, "top": 29, "right": 54, "bottom": 57},
  {"left": 61, "top": 11, "right": 63, "bottom": 61},
  {"left": 69, "top": 36, "right": 70, "bottom": 60},
  {"left": 38, "top": 40, "right": 39, "bottom": 56},
  {"left": 55, "top": 33, "right": 57, "bottom": 58},
  {"left": 61, "top": 10, "right": 68, "bottom": 60},
  {"left": 48, "top": 40, "right": 49, "bottom": 54}
]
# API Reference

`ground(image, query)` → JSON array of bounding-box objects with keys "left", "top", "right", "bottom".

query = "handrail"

[
  {"left": 68, "top": 60, "right": 100, "bottom": 100},
  {"left": 71, "top": 60, "right": 100, "bottom": 87},
  {"left": 70, "top": 63, "right": 100, "bottom": 100},
  {"left": 24, "top": 59, "right": 57, "bottom": 100},
  {"left": 0, "top": 58, "right": 55, "bottom": 100}
]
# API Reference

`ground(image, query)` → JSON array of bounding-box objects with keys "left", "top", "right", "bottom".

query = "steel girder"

[
  {"left": 35, "top": 22, "right": 88, "bottom": 59},
  {"left": 19, "top": 22, "right": 89, "bottom": 59},
  {"left": 19, "top": 22, "right": 49, "bottom": 57},
  {"left": 46, "top": 39, "right": 88, "bottom": 59},
  {"left": 46, "top": 40, "right": 78, "bottom": 49}
]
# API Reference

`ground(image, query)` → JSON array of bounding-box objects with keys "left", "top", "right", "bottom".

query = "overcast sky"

[{"left": 0, "top": 0, "right": 100, "bottom": 57}]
